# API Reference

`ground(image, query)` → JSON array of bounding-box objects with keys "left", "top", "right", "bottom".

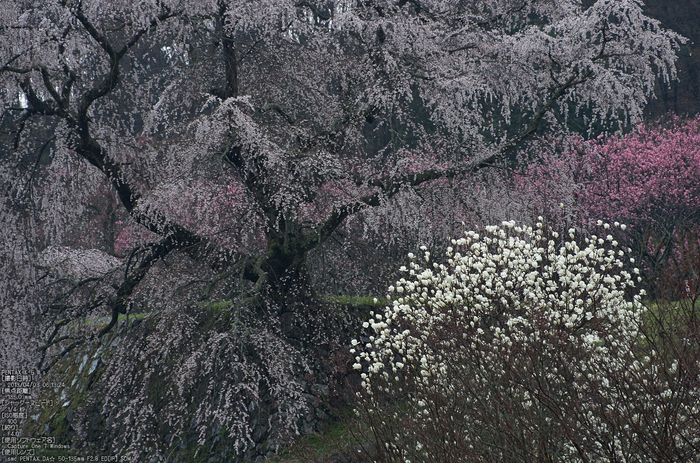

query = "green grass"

[
  {"left": 321, "top": 294, "right": 389, "bottom": 307},
  {"left": 638, "top": 296, "right": 699, "bottom": 349},
  {"left": 117, "top": 311, "right": 148, "bottom": 322},
  {"left": 265, "top": 414, "right": 360, "bottom": 463},
  {"left": 56, "top": 311, "right": 151, "bottom": 330}
]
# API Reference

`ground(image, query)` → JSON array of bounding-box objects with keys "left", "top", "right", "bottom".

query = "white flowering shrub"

[{"left": 353, "top": 221, "right": 700, "bottom": 463}]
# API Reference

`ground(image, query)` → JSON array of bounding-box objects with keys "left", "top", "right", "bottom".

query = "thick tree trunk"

[{"left": 261, "top": 221, "right": 316, "bottom": 307}]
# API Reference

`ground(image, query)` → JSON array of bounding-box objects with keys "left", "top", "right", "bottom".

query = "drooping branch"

[
  {"left": 473, "top": 70, "right": 594, "bottom": 170},
  {"left": 221, "top": 143, "right": 279, "bottom": 227},
  {"left": 217, "top": 67, "right": 599, "bottom": 281},
  {"left": 1, "top": 64, "right": 31, "bottom": 74},
  {"left": 98, "top": 230, "right": 194, "bottom": 337},
  {"left": 37, "top": 275, "right": 109, "bottom": 372},
  {"left": 351, "top": 70, "right": 597, "bottom": 200},
  {"left": 1, "top": 41, "right": 51, "bottom": 76},
  {"left": 73, "top": 6, "right": 175, "bottom": 137},
  {"left": 29, "top": 4, "right": 245, "bottom": 337},
  {"left": 61, "top": 4, "right": 205, "bottom": 246}
]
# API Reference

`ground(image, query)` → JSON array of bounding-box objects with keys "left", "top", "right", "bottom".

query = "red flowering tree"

[{"left": 510, "top": 116, "right": 700, "bottom": 294}]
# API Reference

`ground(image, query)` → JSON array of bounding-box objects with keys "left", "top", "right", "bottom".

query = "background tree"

[{"left": 643, "top": 0, "right": 700, "bottom": 118}]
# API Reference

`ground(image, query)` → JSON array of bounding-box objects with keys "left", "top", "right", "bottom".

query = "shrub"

[{"left": 353, "top": 221, "right": 700, "bottom": 462}]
